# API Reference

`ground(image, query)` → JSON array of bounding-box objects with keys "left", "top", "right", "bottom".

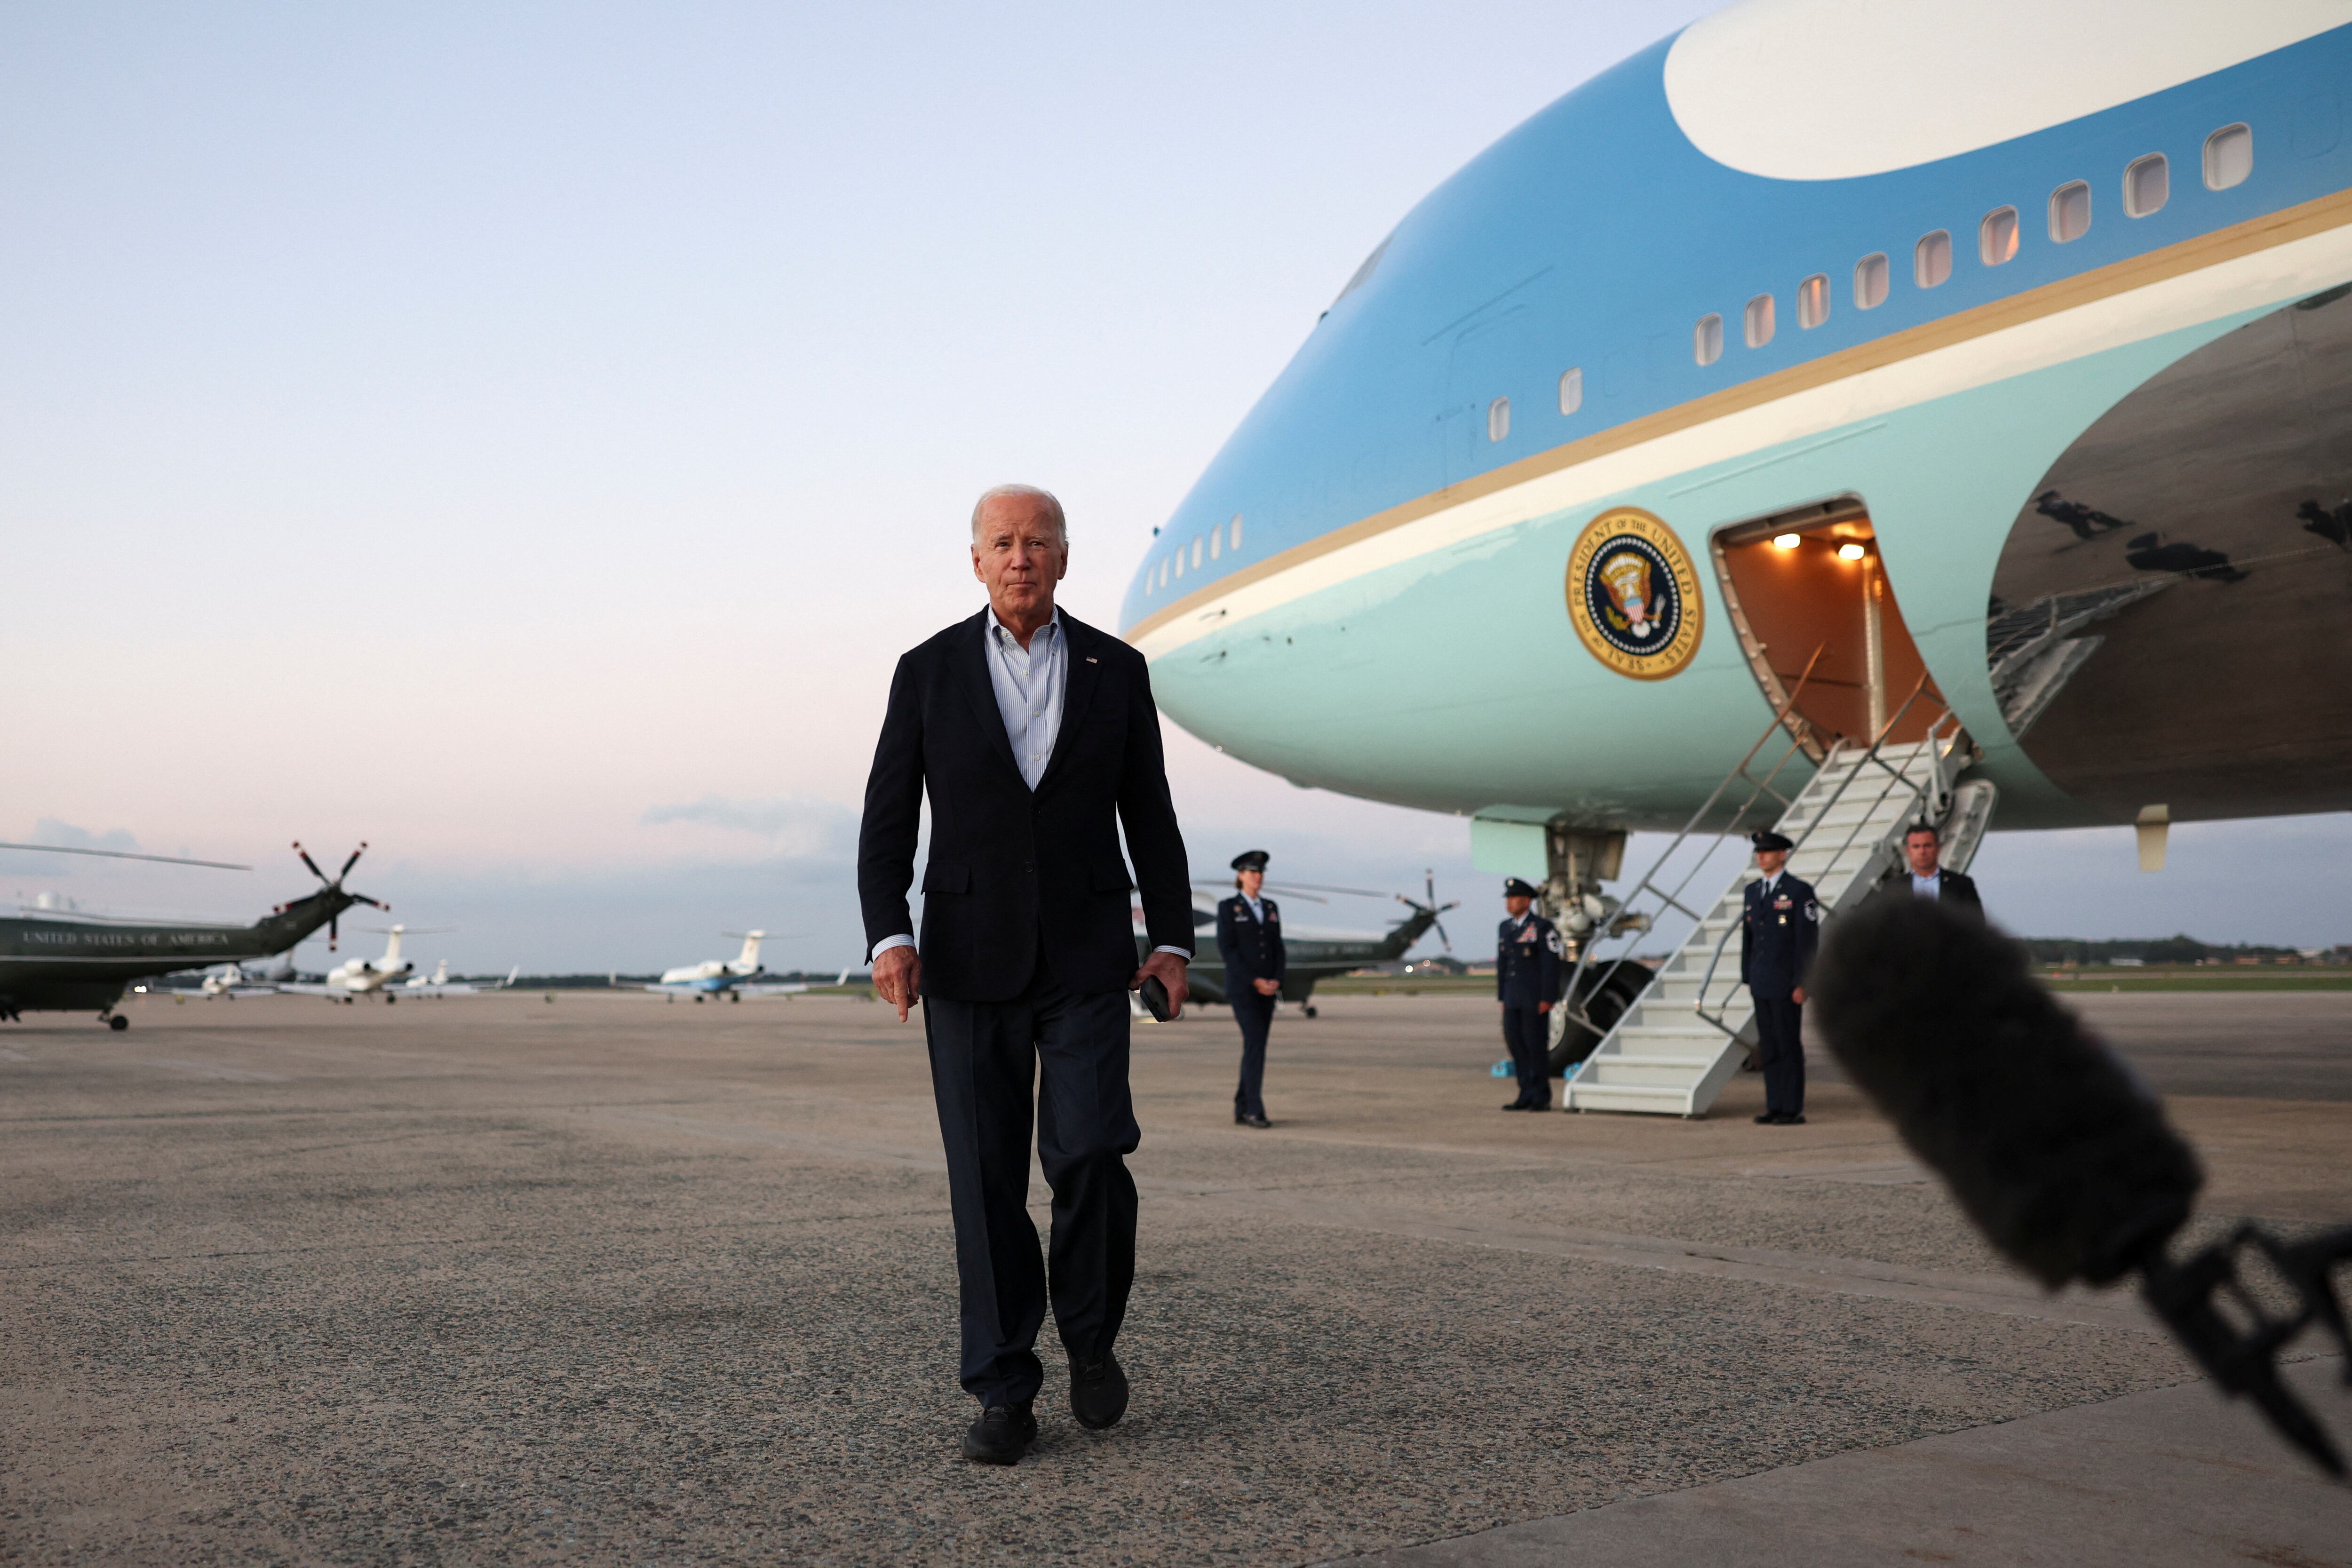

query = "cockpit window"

[{"left": 1331, "top": 236, "right": 1392, "bottom": 307}]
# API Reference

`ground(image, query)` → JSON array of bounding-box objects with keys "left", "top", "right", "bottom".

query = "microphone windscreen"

[{"left": 1809, "top": 896, "right": 2201, "bottom": 1289}]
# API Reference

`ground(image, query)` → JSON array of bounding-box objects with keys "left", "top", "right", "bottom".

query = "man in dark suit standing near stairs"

[
  {"left": 1865, "top": 822, "right": 1984, "bottom": 916},
  {"left": 858, "top": 484, "right": 1195, "bottom": 1466}
]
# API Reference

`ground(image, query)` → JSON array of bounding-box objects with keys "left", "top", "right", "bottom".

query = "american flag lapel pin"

[{"left": 1085, "top": 656, "right": 1098, "bottom": 663}]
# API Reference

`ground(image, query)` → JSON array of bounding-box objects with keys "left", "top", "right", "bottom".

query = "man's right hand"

[{"left": 873, "top": 946, "right": 922, "bottom": 1022}]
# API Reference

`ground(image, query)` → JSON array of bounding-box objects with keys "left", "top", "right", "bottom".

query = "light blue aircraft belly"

[{"left": 1121, "top": 5, "right": 2352, "bottom": 835}]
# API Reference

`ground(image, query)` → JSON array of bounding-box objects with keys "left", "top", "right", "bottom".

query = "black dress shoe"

[
  {"left": 961, "top": 1400, "right": 1036, "bottom": 1465},
  {"left": 1238, "top": 1113, "right": 1271, "bottom": 1129},
  {"left": 1780, "top": 1114, "right": 1807, "bottom": 1125},
  {"left": 1068, "top": 1353, "right": 1129, "bottom": 1431},
  {"left": 1502, "top": 1100, "right": 1528, "bottom": 1111},
  {"left": 1754, "top": 1113, "right": 1781, "bottom": 1124}
]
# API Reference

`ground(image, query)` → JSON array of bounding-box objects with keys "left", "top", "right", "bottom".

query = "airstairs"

[{"left": 1559, "top": 681, "right": 1995, "bottom": 1118}]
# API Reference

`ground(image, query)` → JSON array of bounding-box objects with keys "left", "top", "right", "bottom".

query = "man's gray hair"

[{"left": 970, "top": 484, "right": 1067, "bottom": 541}]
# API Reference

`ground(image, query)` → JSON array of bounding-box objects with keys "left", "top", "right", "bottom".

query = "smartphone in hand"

[{"left": 1138, "top": 974, "right": 1174, "bottom": 1022}]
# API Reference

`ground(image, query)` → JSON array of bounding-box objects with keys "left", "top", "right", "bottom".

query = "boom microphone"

[{"left": 1810, "top": 896, "right": 2352, "bottom": 1476}]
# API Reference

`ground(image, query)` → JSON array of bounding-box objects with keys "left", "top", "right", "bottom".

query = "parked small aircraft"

[
  {"left": 278, "top": 925, "right": 509, "bottom": 1003},
  {"left": 200, "top": 952, "right": 299, "bottom": 997},
  {"left": 637, "top": 931, "right": 845, "bottom": 1002}
]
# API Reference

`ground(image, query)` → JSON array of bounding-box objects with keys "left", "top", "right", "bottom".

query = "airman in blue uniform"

[
  {"left": 1740, "top": 829, "right": 1819, "bottom": 1125},
  {"left": 1496, "top": 877, "right": 1563, "bottom": 1111},
  {"left": 1216, "top": 850, "right": 1285, "bottom": 1129}
]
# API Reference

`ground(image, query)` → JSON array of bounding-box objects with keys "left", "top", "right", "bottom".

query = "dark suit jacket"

[
  {"left": 1216, "top": 895, "right": 1286, "bottom": 990},
  {"left": 857, "top": 607, "right": 1193, "bottom": 1002},
  {"left": 1865, "top": 865, "right": 1984, "bottom": 916}
]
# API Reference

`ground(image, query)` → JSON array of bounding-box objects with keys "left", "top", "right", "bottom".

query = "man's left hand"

[
  {"left": 1133, "top": 951, "right": 1190, "bottom": 1020},
  {"left": 1537, "top": 1000, "right": 1553, "bottom": 1014}
]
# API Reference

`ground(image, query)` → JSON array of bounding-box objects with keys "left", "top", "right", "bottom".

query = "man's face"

[
  {"left": 971, "top": 495, "right": 1068, "bottom": 623},
  {"left": 1755, "top": 848, "right": 1789, "bottom": 877},
  {"left": 1238, "top": 868, "right": 1265, "bottom": 898},
  {"left": 1905, "top": 831, "right": 1941, "bottom": 877},
  {"left": 1504, "top": 894, "right": 1532, "bottom": 918}
]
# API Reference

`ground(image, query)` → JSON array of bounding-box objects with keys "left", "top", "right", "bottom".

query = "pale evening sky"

[{"left": 4, "top": 2, "right": 2345, "bottom": 974}]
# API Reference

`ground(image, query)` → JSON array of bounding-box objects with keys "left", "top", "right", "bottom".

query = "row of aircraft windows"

[
  {"left": 1145, "top": 512, "right": 1245, "bottom": 593},
  {"left": 1479, "top": 123, "right": 2257, "bottom": 441},
  {"left": 1148, "top": 123, "right": 2265, "bottom": 594}
]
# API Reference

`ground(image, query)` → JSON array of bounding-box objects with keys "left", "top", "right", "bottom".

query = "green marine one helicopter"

[{"left": 0, "top": 841, "right": 380, "bottom": 1031}]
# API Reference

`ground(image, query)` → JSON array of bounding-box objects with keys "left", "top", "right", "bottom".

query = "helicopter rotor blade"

[
  {"left": 292, "top": 842, "right": 330, "bottom": 885},
  {"left": 328, "top": 912, "right": 339, "bottom": 950},
  {"left": 336, "top": 844, "right": 367, "bottom": 882},
  {"left": 0, "top": 841, "right": 248, "bottom": 871},
  {"left": 1276, "top": 881, "right": 1392, "bottom": 899},
  {"left": 1434, "top": 917, "right": 1453, "bottom": 953}
]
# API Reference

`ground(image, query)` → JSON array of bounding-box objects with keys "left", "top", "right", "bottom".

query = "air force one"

[{"left": 1119, "top": 2, "right": 2352, "bottom": 1113}]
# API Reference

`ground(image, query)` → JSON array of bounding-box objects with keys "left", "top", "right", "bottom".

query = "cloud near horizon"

[{"left": 638, "top": 795, "right": 859, "bottom": 861}]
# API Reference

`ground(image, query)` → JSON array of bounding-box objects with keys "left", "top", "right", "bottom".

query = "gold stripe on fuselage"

[{"left": 1123, "top": 184, "right": 2352, "bottom": 646}]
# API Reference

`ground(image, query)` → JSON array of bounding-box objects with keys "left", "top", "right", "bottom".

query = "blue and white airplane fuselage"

[{"left": 1121, "top": 2, "right": 2352, "bottom": 861}]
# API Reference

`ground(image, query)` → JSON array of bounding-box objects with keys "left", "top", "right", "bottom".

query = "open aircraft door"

[{"left": 1710, "top": 497, "right": 1946, "bottom": 755}]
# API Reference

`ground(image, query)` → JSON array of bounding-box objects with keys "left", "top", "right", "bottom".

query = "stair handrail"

[
  {"left": 1685, "top": 678, "right": 1962, "bottom": 1040},
  {"left": 1557, "top": 645, "right": 1829, "bottom": 1040}
]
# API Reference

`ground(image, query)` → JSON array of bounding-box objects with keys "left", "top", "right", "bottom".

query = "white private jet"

[
  {"left": 403, "top": 958, "right": 520, "bottom": 996},
  {"left": 639, "top": 931, "right": 842, "bottom": 1003},
  {"left": 280, "top": 925, "right": 503, "bottom": 1003},
  {"left": 199, "top": 952, "right": 298, "bottom": 998}
]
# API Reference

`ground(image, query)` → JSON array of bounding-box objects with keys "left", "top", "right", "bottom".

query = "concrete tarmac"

[{"left": 3, "top": 989, "right": 2349, "bottom": 1565}]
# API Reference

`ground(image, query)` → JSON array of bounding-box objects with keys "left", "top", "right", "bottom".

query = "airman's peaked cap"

[
  {"left": 1751, "top": 830, "right": 1795, "bottom": 852},
  {"left": 1231, "top": 849, "right": 1271, "bottom": 872},
  {"left": 1502, "top": 877, "right": 1541, "bottom": 899}
]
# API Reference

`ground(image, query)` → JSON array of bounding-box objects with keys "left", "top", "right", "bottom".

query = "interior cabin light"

[
  {"left": 1771, "top": 532, "right": 1802, "bottom": 549},
  {"left": 1837, "top": 541, "right": 1867, "bottom": 560}
]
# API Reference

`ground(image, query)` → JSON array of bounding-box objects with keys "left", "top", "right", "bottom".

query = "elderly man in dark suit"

[{"left": 858, "top": 484, "right": 1194, "bottom": 1466}]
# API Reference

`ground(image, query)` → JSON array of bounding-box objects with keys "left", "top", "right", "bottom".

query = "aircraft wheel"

[
  {"left": 1548, "top": 959, "right": 1652, "bottom": 1075},
  {"left": 1303, "top": 1004, "right": 1319, "bottom": 1019},
  {"left": 693, "top": 994, "right": 704, "bottom": 1004},
  {"left": 108, "top": 1015, "right": 129, "bottom": 1032},
  {"left": 729, "top": 992, "right": 740, "bottom": 1004},
  {"left": 386, "top": 994, "right": 397, "bottom": 1006}
]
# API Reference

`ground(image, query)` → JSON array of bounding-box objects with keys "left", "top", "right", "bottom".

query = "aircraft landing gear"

[
  {"left": 107, "top": 1014, "right": 129, "bottom": 1032},
  {"left": 693, "top": 994, "right": 705, "bottom": 1004},
  {"left": 1302, "top": 1003, "right": 1319, "bottom": 1019},
  {"left": 385, "top": 994, "right": 396, "bottom": 1005}
]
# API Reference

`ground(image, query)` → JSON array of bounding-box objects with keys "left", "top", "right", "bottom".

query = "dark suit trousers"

[
  {"left": 1231, "top": 988, "right": 1274, "bottom": 1118},
  {"left": 923, "top": 965, "right": 1139, "bottom": 1407},
  {"left": 1753, "top": 996, "right": 1805, "bottom": 1115},
  {"left": 1502, "top": 1005, "right": 1550, "bottom": 1106}
]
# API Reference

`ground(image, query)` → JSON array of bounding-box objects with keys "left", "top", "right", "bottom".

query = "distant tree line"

[{"left": 2020, "top": 935, "right": 2336, "bottom": 965}]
